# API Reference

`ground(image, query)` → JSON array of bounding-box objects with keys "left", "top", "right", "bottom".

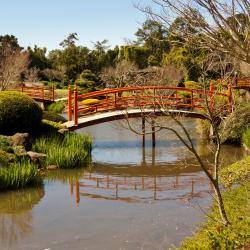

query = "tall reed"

[
  {"left": 33, "top": 133, "right": 92, "bottom": 169},
  {"left": 0, "top": 160, "right": 40, "bottom": 190}
]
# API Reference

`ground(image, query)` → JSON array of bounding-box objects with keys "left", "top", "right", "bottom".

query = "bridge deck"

[{"left": 64, "top": 108, "right": 207, "bottom": 130}]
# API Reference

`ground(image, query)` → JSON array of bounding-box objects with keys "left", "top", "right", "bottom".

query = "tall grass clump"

[
  {"left": 0, "top": 160, "right": 40, "bottom": 190},
  {"left": 33, "top": 133, "right": 92, "bottom": 169}
]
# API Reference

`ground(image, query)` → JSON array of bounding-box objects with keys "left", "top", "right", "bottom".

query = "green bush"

[
  {"left": 0, "top": 160, "right": 40, "bottom": 190},
  {"left": 33, "top": 132, "right": 92, "bottom": 169},
  {"left": 243, "top": 127, "right": 250, "bottom": 148},
  {"left": 221, "top": 103, "right": 250, "bottom": 144},
  {"left": 47, "top": 101, "right": 66, "bottom": 113},
  {"left": 43, "top": 111, "right": 66, "bottom": 123},
  {"left": 220, "top": 156, "right": 250, "bottom": 187},
  {"left": 0, "top": 150, "right": 16, "bottom": 165},
  {"left": 38, "top": 119, "right": 64, "bottom": 136},
  {"left": 0, "top": 91, "right": 42, "bottom": 135},
  {"left": 0, "top": 135, "right": 13, "bottom": 153}
]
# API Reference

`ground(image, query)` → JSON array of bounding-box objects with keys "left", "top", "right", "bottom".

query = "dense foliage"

[
  {"left": 221, "top": 103, "right": 250, "bottom": 144},
  {"left": 0, "top": 91, "right": 42, "bottom": 135}
]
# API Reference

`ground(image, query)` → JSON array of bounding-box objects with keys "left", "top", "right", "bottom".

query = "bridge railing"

[
  {"left": 68, "top": 83, "right": 232, "bottom": 126},
  {"left": 11, "top": 84, "right": 55, "bottom": 102}
]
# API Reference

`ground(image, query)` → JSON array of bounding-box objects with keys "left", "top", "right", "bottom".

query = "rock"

[
  {"left": 58, "top": 128, "right": 69, "bottom": 134},
  {"left": 11, "top": 133, "right": 32, "bottom": 151},
  {"left": 27, "top": 151, "right": 46, "bottom": 165},
  {"left": 46, "top": 165, "right": 58, "bottom": 170}
]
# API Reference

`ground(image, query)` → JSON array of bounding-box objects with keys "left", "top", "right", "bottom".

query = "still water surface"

[{"left": 0, "top": 119, "right": 246, "bottom": 250}]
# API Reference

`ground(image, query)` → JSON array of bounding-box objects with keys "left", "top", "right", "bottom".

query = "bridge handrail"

[
  {"left": 77, "top": 86, "right": 228, "bottom": 100},
  {"left": 67, "top": 83, "right": 233, "bottom": 127}
]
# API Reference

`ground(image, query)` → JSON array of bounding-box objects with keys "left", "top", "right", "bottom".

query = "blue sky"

[{"left": 0, "top": 0, "right": 151, "bottom": 51}]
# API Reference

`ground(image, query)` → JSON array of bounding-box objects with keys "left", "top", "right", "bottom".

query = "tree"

[
  {"left": 124, "top": 54, "right": 233, "bottom": 225},
  {"left": 27, "top": 45, "right": 51, "bottom": 70},
  {"left": 0, "top": 37, "right": 29, "bottom": 90},
  {"left": 135, "top": 19, "right": 170, "bottom": 64},
  {"left": 100, "top": 60, "right": 138, "bottom": 88},
  {"left": 24, "top": 67, "right": 40, "bottom": 83},
  {"left": 119, "top": 45, "right": 150, "bottom": 68},
  {"left": 59, "top": 32, "right": 78, "bottom": 48},
  {"left": 137, "top": 0, "right": 250, "bottom": 65}
]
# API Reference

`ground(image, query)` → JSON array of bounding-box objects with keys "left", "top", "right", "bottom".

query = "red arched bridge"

[{"left": 64, "top": 83, "right": 233, "bottom": 130}]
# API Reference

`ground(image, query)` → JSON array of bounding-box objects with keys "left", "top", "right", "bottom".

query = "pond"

[{"left": 0, "top": 118, "right": 246, "bottom": 250}]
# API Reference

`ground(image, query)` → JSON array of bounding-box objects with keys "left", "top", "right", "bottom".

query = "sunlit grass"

[
  {"left": 33, "top": 133, "right": 92, "bottom": 169},
  {"left": 0, "top": 160, "right": 40, "bottom": 190}
]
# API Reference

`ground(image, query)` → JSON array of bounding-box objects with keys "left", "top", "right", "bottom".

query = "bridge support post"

[
  {"left": 68, "top": 83, "right": 72, "bottom": 121},
  {"left": 228, "top": 83, "right": 232, "bottom": 113},
  {"left": 74, "top": 84, "right": 78, "bottom": 126},
  {"left": 151, "top": 119, "right": 156, "bottom": 148},
  {"left": 142, "top": 116, "right": 145, "bottom": 148}
]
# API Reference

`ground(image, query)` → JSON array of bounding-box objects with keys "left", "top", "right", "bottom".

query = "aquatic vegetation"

[
  {"left": 33, "top": 132, "right": 92, "bottom": 169},
  {"left": 0, "top": 160, "right": 40, "bottom": 190}
]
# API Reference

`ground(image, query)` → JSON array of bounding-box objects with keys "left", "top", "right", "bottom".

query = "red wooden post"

[
  {"left": 191, "top": 91, "right": 194, "bottom": 110},
  {"left": 228, "top": 83, "right": 232, "bottom": 113},
  {"left": 153, "top": 88, "right": 156, "bottom": 112},
  {"left": 209, "top": 81, "right": 214, "bottom": 112},
  {"left": 74, "top": 84, "right": 78, "bottom": 126},
  {"left": 68, "top": 83, "right": 72, "bottom": 121}
]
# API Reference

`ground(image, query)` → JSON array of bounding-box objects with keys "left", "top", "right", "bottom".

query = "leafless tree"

[
  {"left": 100, "top": 60, "right": 138, "bottom": 88},
  {"left": 124, "top": 57, "right": 233, "bottom": 225},
  {"left": 133, "top": 64, "right": 186, "bottom": 86},
  {"left": 0, "top": 45, "right": 29, "bottom": 91},
  {"left": 42, "top": 68, "right": 65, "bottom": 82},
  {"left": 24, "top": 67, "right": 40, "bottom": 83},
  {"left": 137, "top": 0, "right": 250, "bottom": 65}
]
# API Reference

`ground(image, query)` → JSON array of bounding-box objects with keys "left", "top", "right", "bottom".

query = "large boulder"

[
  {"left": 11, "top": 133, "right": 32, "bottom": 151},
  {"left": 27, "top": 151, "right": 46, "bottom": 166}
]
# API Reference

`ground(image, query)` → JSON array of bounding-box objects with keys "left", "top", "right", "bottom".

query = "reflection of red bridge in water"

[{"left": 69, "top": 171, "right": 213, "bottom": 207}]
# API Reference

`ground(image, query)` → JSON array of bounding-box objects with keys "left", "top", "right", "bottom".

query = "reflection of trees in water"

[{"left": 0, "top": 187, "right": 44, "bottom": 247}]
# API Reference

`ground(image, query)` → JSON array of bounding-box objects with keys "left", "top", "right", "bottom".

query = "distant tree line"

[{"left": 1, "top": 7, "right": 249, "bottom": 91}]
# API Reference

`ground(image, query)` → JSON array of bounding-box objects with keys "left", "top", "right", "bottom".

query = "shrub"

[
  {"left": 0, "top": 135, "right": 13, "bottom": 153},
  {"left": 0, "top": 160, "right": 40, "bottom": 190},
  {"left": 243, "top": 127, "right": 250, "bottom": 148},
  {"left": 220, "top": 156, "right": 250, "bottom": 187},
  {"left": 82, "top": 98, "right": 101, "bottom": 105},
  {"left": 47, "top": 101, "right": 66, "bottom": 113},
  {"left": 221, "top": 103, "right": 250, "bottom": 144},
  {"left": 33, "top": 132, "right": 92, "bottom": 169},
  {"left": 43, "top": 111, "right": 66, "bottom": 123},
  {"left": 0, "top": 91, "right": 42, "bottom": 135},
  {"left": 38, "top": 119, "right": 64, "bottom": 136}
]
